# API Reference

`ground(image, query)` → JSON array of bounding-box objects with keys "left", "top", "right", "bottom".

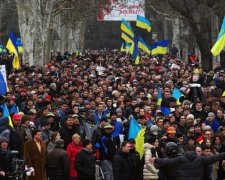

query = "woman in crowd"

[
  {"left": 143, "top": 136, "right": 159, "bottom": 180},
  {"left": 66, "top": 134, "right": 82, "bottom": 180},
  {"left": 47, "top": 131, "right": 61, "bottom": 153}
]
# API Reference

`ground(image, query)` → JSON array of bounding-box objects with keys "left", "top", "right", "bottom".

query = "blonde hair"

[{"left": 72, "top": 133, "right": 81, "bottom": 140}]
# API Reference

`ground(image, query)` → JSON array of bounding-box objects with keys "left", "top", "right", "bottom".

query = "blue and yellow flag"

[
  {"left": 128, "top": 116, "right": 141, "bottom": 139},
  {"left": 135, "top": 128, "right": 145, "bottom": 158},
  {"left": 6, "top": 32, "right": 20, "bottom": 69},
  {"left": 121, "top": 32, "right": 133, "bottom": 44},
  {"left": 121, "top": 19, "right": 134, "bottom": 38},
  {"left": 151, "top": 42, "right": 158, "bottom": 55},
  {"left": 0, "top": 45, "right": 3, "bottom": 54},
  {"left": 157, "top": 86, "right": 163, "bottom": 106},
  {"left": 157, "top": 40, "right": 169, "bottom": 54},
  {"left": 121, "top": 42, "right": 131, "bottom": 52},
  {"left": 16, "top": 38, "right": 23, "bottom": 54},
  {"left": 138, "top": 36, "right": 150, "bottom": 54},
  {"left": 211, "top": 15, "right": 225, "bottom": 56},
  {"left": 128, "top": 116, "right": 145, "bottom": 158},
  {"left": 131, "top": 34, "right": 139, "bottom": 59},
  {"left": 135, "top": 55, "right": 140, "bottom": 65},
  {"left": 1, "top": 103, "right": 13, "bottom": 127},
  {"left": 136, "top": 15, "right": 151, "bottom": 32},
  {"left": 172, "top": 88, "right": 183, "bottom": 105}
]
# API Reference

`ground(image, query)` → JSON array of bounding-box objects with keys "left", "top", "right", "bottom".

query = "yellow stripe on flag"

[{"left": 135, "top": 128, "right": 145, "bottom": 159}]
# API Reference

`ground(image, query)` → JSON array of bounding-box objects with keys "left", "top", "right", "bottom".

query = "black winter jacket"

[
  {"left": 112, "top": 149, "right": 133, "bottom": 180},
  {"left": 45, "top": 147, "right": 70, "bottom": 180},
  {"left": 128, "top": 149, "right": 143, "bottom": 180},
  {"left": 155, "top": 151, "right": 225, "bottom": 180},
  {"left": 75, "top": 149, "right": 96, "bottom": 180},
  {"left": 59, "top": 125, "right": 79, "bottom": 149}
]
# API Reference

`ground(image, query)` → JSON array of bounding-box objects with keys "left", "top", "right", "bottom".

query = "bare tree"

[
  {"left": 14, "top": 0, "right": 110, "bottom": 66},
  {"left": 147, "top": 0, "right": 225, "bottom": 70}
]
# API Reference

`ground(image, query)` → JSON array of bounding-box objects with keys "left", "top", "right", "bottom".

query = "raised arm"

[
  {"left": 154, "top": 156, "right": 181, "bottom": 168},
  {"left": 202, "top": 152, "right": 225, "bottom": 165}
]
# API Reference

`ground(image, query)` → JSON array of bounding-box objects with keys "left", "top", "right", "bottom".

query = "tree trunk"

[
  {"left": 16, "top": 0, "right": 54, "bottom": 67},
  {"left": 188, "top": 14, "right": 212, "bottom": 71},
  {"left": 172, "top": 18, "right": 180, "bottom": 47},
  {"left": 16, "top": 0, "right": 35, "bottom": 65},
  {"left": 71, "top": 20, "right": 86, "bottom": 51},
  {"left": 58, "top": 20, "right": 86, "bottom": 53},
  {"left": 196, "top": 38, "right": 212, "bottom": 71}
]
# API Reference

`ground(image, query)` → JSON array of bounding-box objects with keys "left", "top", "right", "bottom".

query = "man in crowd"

[
  {"left": 46, "top": 139, "right": 70, "bottom": 180},
  {"left": 24, "top": 129, "right": 47, "bottom": 180}
]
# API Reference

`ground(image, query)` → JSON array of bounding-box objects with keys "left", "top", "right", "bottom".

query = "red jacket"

[{"left": 66, "top": 142, "right": 82, "bottom": 177}]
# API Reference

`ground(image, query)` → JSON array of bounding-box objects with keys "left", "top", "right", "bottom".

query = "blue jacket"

[
  {"left": 204, "top": 119, "right": 219, "bottom": 132},
  {"left": 94, "top": 110, "right": 108, "bottom": 123}
]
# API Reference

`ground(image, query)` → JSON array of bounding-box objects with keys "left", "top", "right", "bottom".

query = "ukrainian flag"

[
  {"left": 6, "top": 32, "right": 20, "bottom": 69},
  {"left": 0, "top": 103, "right": 13, "bottom": 127},
  {"left": 211, "top": 15, "right": 225, "bottom": 56},
  {"left": 172, "top": 88, "right": 183, "bottom": 105},
  {"left": 135, "top": 55, "right": 140, "bottom": 65},
  {"left": 121, "top": 19, "right": 134, "bottom": 38},
  {"left": 136, "top": 15, "right": 151, "bottom": 32},
  {"left": 121, "top": 32, "right": 133, "bottom": 44},
  {"left": 138, "top": 36, "right": 150, "bottom": 54},
  {"left": 0, "top": 45, "right": 3, "bottom": 54},
  {"left": 157, "top": 40, "right": 169, "bottom": 54},
  {"left": 121, "top": 33, "right": 134, "bottom": 54},
  {"left": 151, "top": 42, "right": 158, "bottom": 55},
  {"left": 120, "top": 42, "right": 131, "bottom": 52},
  {"left": 157, "top": 86, "right": 163, "bottom": 106},
  {"left": 131, "top": 34, "right": 139, "bottom": 59},
  {"left": 16, "top": 38, "right": 23, "bottom": 54},
  {"left": 128, "top": 116, "right": 145, "bottom": 158}
]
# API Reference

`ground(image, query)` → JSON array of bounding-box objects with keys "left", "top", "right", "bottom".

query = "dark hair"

[
  {"left": 50, "top": 132, "right": 59, "bottom": 141},
  {"left": 201, "top": 144, "right": 211, "bottom": 151},
  {"left": 146, "top": 136, "right": 157, "bottom": 145},
  {"left": 128, "top": 138, "right": 136, "bottom": 144},
  {"left": 212, "top": 134, "right": 221, "bottom": 144},
  {"left": 32, "top": 129, "right": 41, "bottom": 138},
  {"left": 121, "top": 141, "right": 130, "bottom": 148},
  {"left": 186, "top": 144, "right": 196, "bottom": 151}
]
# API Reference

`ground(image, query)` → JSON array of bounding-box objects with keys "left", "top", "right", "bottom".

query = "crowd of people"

[{"left": 0, "top": 49, "right": 225, "bottom": 180}]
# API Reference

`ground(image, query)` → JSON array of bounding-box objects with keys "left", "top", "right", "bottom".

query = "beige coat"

[
  {"left": 143, "top": 143, "right": 159, "bottom": 180},
  {"left": 24, "top": 139, "right": 47, "bottom": 180}
]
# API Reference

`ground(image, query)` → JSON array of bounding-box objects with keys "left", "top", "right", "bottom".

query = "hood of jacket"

[{"left": 184, "top": 151, "right": 197, "bottom": 160}]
